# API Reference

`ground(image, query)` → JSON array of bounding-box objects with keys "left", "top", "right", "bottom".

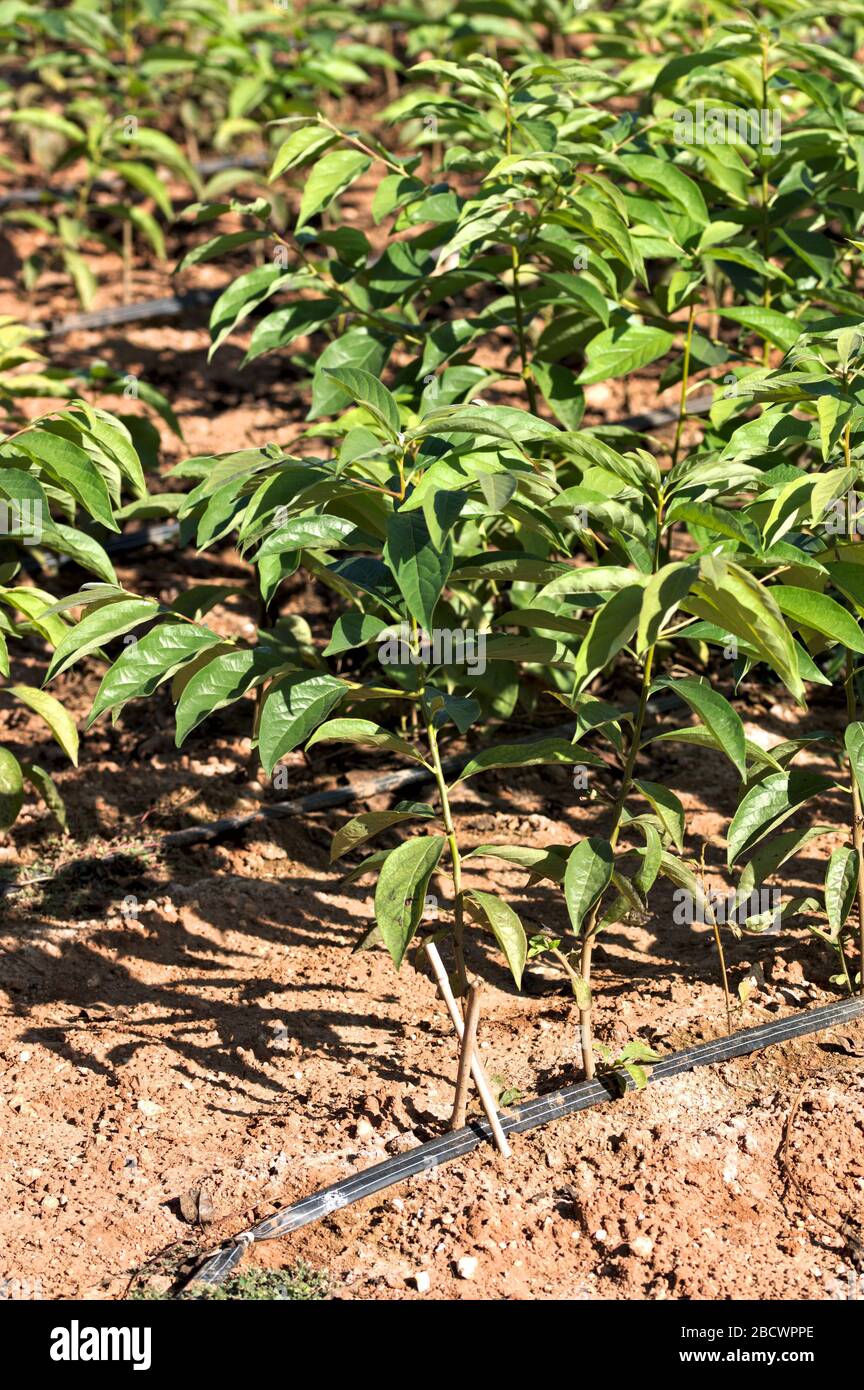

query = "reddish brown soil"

[{"left": 2, "top": 651, "right": 864, "bottom": 1300}]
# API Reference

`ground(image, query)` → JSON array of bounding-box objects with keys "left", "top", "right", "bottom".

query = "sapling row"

[{"left": 14, "top": 4, "right": 864, "bottom": 1122}]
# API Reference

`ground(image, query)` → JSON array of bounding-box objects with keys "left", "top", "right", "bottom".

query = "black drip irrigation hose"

[
  {"left": 182, "top": 993, "right": 864, "bottom": 1292},
  {"left": 41, "top": 287, "right": 221, "bottom": 340},
  {"left": 0, "top": 697, "right": 690, "bottom": 898},
  {"left": 0, "top": 760, "right": 440, "bottom": 897}
]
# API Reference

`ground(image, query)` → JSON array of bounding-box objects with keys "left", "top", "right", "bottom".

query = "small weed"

[
  {"left": 129, "top": 1260, "right": 329, "bottom": 1302},
  {"left": 186, "top": 1263, "right": 329, "bottom": 1302}
]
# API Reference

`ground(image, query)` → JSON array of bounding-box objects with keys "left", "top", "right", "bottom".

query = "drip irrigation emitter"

[{"left": 181, "top": 994, "right": 864, "bottom": 1294}]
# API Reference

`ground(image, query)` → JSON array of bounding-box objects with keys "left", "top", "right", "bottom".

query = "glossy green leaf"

[
  {"left": 466, "top": 889, "right": 527, "bottom": 987},
  {"left": 258, "top": 673, "right": 349, "bottom": 774},
  {"left": 10, "top": 685, "right": 78, "bottom": 764},
  {"left": 456, "top": 738, "right": 603, "bottom": 783},
  {"left": 306, "top": 717, "right": 422, "bottom": 762},
  {"left": 0, "top": 747, "right": 24, "bottom": 830},
  {"left": 727, "top": 770, "right": 832, "bottom": 868},
  {"left": 331, "top": 803, "right": 436, "bottom": 863},
  {"left": 297, "top": 149, "right": 370, "bottom": 230},
  {"left": 654, "top": 676, "right": 746, "bottom": 778},
  {"left": 88, "top": 623, "right": 222, "bottom": 725},
  {"left": 46, "top": 598, "right": 159, "bottom": 683},
  {"left": 825, "top": 846, "right": 858, "bottom": 934},
  {"left": 374, "top": 834, "right": 445, "bottom": 967},
  {"left": 383, "top": 509, "right": 452, "bottom": 631},
  {"left": 564, "top": 836, "right": 614, "bottom": 935}
]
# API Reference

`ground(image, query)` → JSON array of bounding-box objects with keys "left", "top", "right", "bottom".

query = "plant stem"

[
  {"left": 837, "top": 938, "right": 854, "bottom": 995},
  {"left": 844, "top": 649, "right": 864, "bottom": 993},
  {"left": 671, "top": 301, "right": 697, "bottom": 470},
  {"left": 711, "top": 914, "right": 733, "bottom": 1033},
  {"left": 500, "top": 79, "right": 538, "bottom": 414},
  {"left": 317, "top": 115, "right": 404, "bottom": 174},
  {"left": 510, "top": 244, "right": 538, "bottom": 413},
  {"left": 574, "top": 503, "right": 665, "bottom": 1079},
  {"left": 427, "top": 717, "right": 468, "bottom": 1000},
  {"left": 451, "top": 983, "right": 481, "bottom": 1128},
  {"left": 759, "top": 35, "right": 773, "bottom": 368},
  {"left": 577, "top": 643, "right": 657, "bottom": 1079}
]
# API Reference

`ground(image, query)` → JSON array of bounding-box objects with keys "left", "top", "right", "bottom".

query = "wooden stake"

[
  {"left": 424, "top": 942, "right": 511, "bottom": 1158},
  {"left": 451, "top": 984, "right": 481, "bottom": 1130}
]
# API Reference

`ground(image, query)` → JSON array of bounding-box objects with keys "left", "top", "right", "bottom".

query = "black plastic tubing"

[{"left": 184, "top": 993, "right": 864, "bottom": 1290}]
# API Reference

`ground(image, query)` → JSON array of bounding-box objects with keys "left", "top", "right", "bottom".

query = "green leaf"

[
  {"left": 720, "top": 308, "right": 803, "bottom": 353},
  {"left": 305, "top": 717, "right": 422, "bottom": 762},
  {"left": 425, "top": 687, "right": 480, "bottom": 735},
  {"left": 374, "top": 834, "right": 445, "bottom": 967},
  {"left": 532, "top": 361, "right": 585, "bottom": 430},
  {"left": 618, "top": 153, "right": 708, "bottom": 225},
  {"left": 45, "top": 598, "right": 159, "bottom": 683},
  {"left": 8, "top": 429, "right": 117, "bottom": 532},
  {"left": 825, "top": 846, "right": 858, "bottom": 935},
  {"left": 845, "top": 722, "right": 864, "bottom": 801},
  {"left": 323, "top": 366, "right": 401, "bottom": 439},
  {"left": 654, "top": 676, "right": 746, "bottom": 778},
  {"left": 0, "top": 747, "right": 24, "bottom": 830},
  {"left": 465, "top": 890, "right": 527, "bottom": 988},
  {"left": 634, "top": 824, "right": 663, "bottom": 896},
  {"left": 88, "top": 623, "right": 222, "bottom": 725},
  {"left": 270, "top": 125, "right": 337, "bottom": 179},
  {"left": 637, "top": 562, "right": 698, "bottom": 652},
  {"left": 463, "top": 843, "right": 568, "bottom": 883},
  {"left": 179, "top": 230, "right": 268, "bottom": 271},
  {"left": 634, "top": 780, "right": 685, "bottom": 852},
  {"left": 648, "top": 725, "right": 782, "bottom": 774},
  {"left": 9, "top": 109, "right": 84, "bottom": 143},
  {"left": 383, "top": 509, "right": 452, "bottom": 631},
  {"left": 577, "top": 324, "right": 674, "bottom": 386},
  {"left": 111, "top": 160, "right": 172, "bottom": 218},
  {"left": 564, "top": 836, "right": 614, "bottom": 935},
  {"left": 297, "top": 149, "right": 370, "bottom": 230},
  {"left": 331, "top": 803, "right": 436, "bottom": 862},
  {"left": 727, "top": 770, "right": 832, "bottom": 868},
  {"left": 572, "top": 585, "right": 644, "bottom": 693},
  {"left": 323, "top": 612, "right": 389, "bottom": 656},
  {"left": 686, "top": 557, "right": 805, "bottom": 704},
  {"left": 208, "top": 264, "right": 298, "bottom": 357},
  {"left": 49, "top": 524, "right": 117, "bottom": 585},
  {"left": 772, "top": 586, "right": 864, "bottom": 654},
  {"left": 455, "top": 738, "right": 603, "bottom": 783},
  {"left": 735, "top": 825, "right": 839, "bottom": 904},
  {"left": 664, "top": 499, "right": 759, "bottom": 551},
  {"left": 9, "top": 685, "right": 78, "bottom": 763},
  {"left": 244, "top": 298, "right": 339, "bottom": 364},
  {"left": 258, "top": 673, "right": 349, "bottom": 774},
  {"left": 657, "top": 850, "right": 714, "bottom": 924},
  {"left": 256, "top": 513, "right": 370, "bottom": 558},
  {"left": 21, "top": 762, "right": 66, "bottom": 830},
  {"left": 309, "top": 330, "right": 391, "bottom": 419},
  {"left": 61, "top": 249, "right": 97, "bottom": 308},
  {"left": 174, "top": 647, "right": 273, "bottom": 745}
]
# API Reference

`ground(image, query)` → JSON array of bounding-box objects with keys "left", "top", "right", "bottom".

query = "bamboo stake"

[
  {"left": 451, "top": 984, "right": 482, "bottom": 1130},
  {"left": 424, "top": 942, "right": 511, "bottom": 1157}
]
